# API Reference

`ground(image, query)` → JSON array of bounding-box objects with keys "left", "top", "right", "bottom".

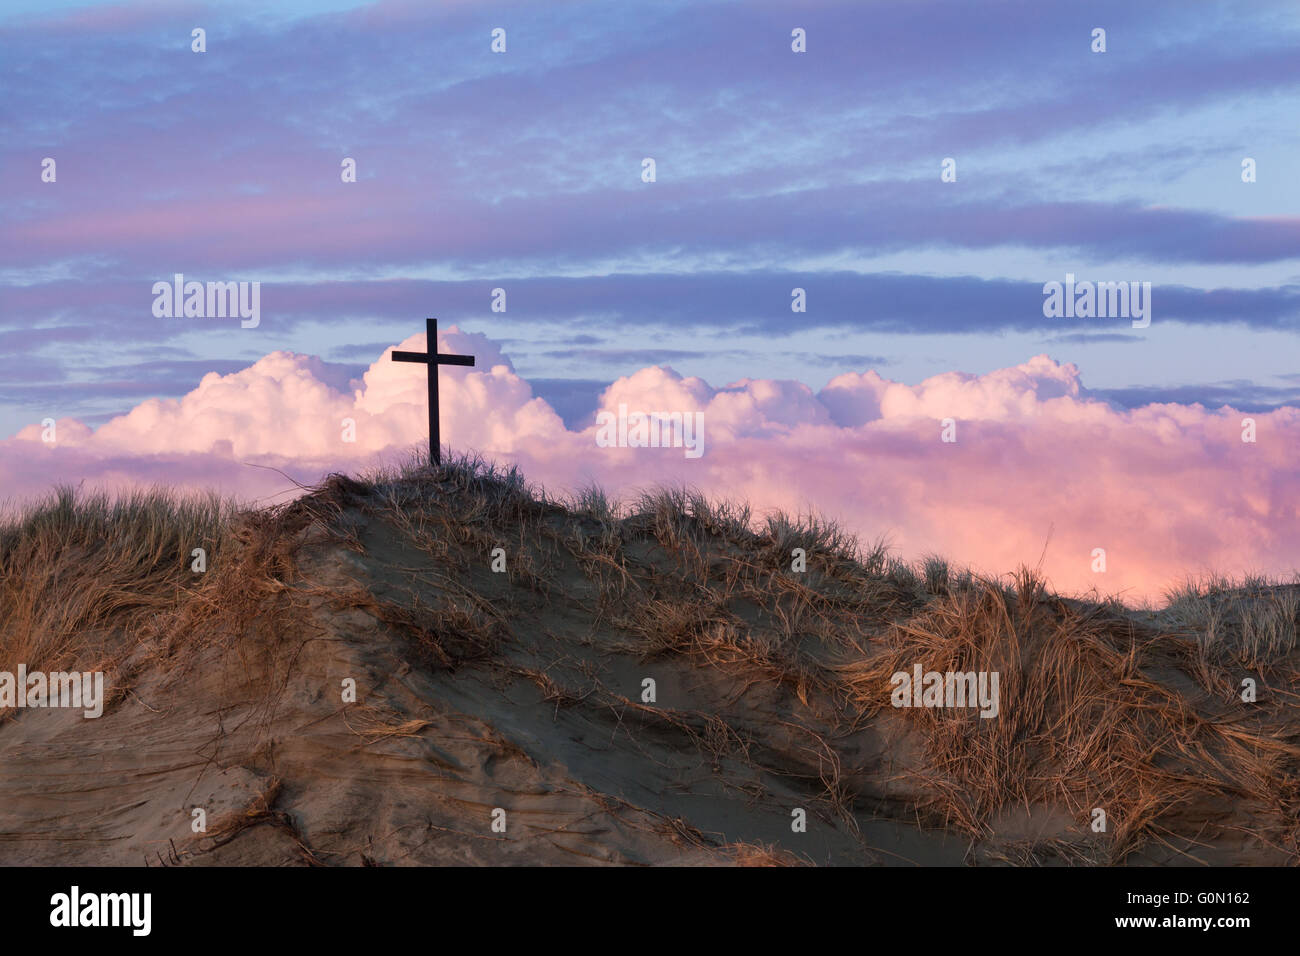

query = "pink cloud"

[{"left": 3, "top": 329, "right": 1296, "bottom": 604}]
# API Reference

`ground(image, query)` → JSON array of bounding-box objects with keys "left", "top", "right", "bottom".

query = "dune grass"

[
  {"left": 0, "top": 486, "right": 232, "bottom": 681},
  {"left": 1, "top": 451, "right": 1297, "bottom": 863},
  {"left": 1161, "top": 573, "right": 1300, "bottom": 668}
]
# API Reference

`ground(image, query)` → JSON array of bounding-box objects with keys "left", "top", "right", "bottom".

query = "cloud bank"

[
  {"left": 5, "top": 328, "right": 1297, "bottom": 605},
  {"left": 5, "top": 0, "right": 1300, "bottom": 437}
]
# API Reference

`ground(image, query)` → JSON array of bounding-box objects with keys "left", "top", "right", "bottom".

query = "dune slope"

[{"left": 0, "top": 460, "right": 1297, "bottom": 866}]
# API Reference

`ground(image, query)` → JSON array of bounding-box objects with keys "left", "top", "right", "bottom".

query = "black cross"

[{"left": 392, "top": 318, "right": 475, "bottom": 466}]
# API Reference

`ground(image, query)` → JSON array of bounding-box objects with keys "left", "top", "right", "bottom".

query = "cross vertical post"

[
  {"left": 391, "top": 317, "right": 476, "bottom": 467},
  {"left": 426, "top": 317, "right": 439, "bottom": 465}
]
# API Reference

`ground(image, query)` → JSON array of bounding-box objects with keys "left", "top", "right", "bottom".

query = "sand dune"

[{"left": 0, "top": 458, "right": 1296, "bottom": 866}]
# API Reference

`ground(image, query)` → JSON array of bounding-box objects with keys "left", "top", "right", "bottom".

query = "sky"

[{"left": 2, "top": 0, "right": 1299, "bottom": 602}]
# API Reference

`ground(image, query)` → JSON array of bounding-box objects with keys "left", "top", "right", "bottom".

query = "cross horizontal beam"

[{"left": 392, "top": 351, "right": 474, "bottom": 366}]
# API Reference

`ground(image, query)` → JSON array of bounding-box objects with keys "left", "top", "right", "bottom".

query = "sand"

[{"left": 0, "top": 469, "right": 1294, "bottom": 866}]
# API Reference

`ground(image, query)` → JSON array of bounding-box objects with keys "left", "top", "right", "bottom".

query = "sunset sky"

[{"left": 3, "top": 0, "right": 1299, "bottom": 601}]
